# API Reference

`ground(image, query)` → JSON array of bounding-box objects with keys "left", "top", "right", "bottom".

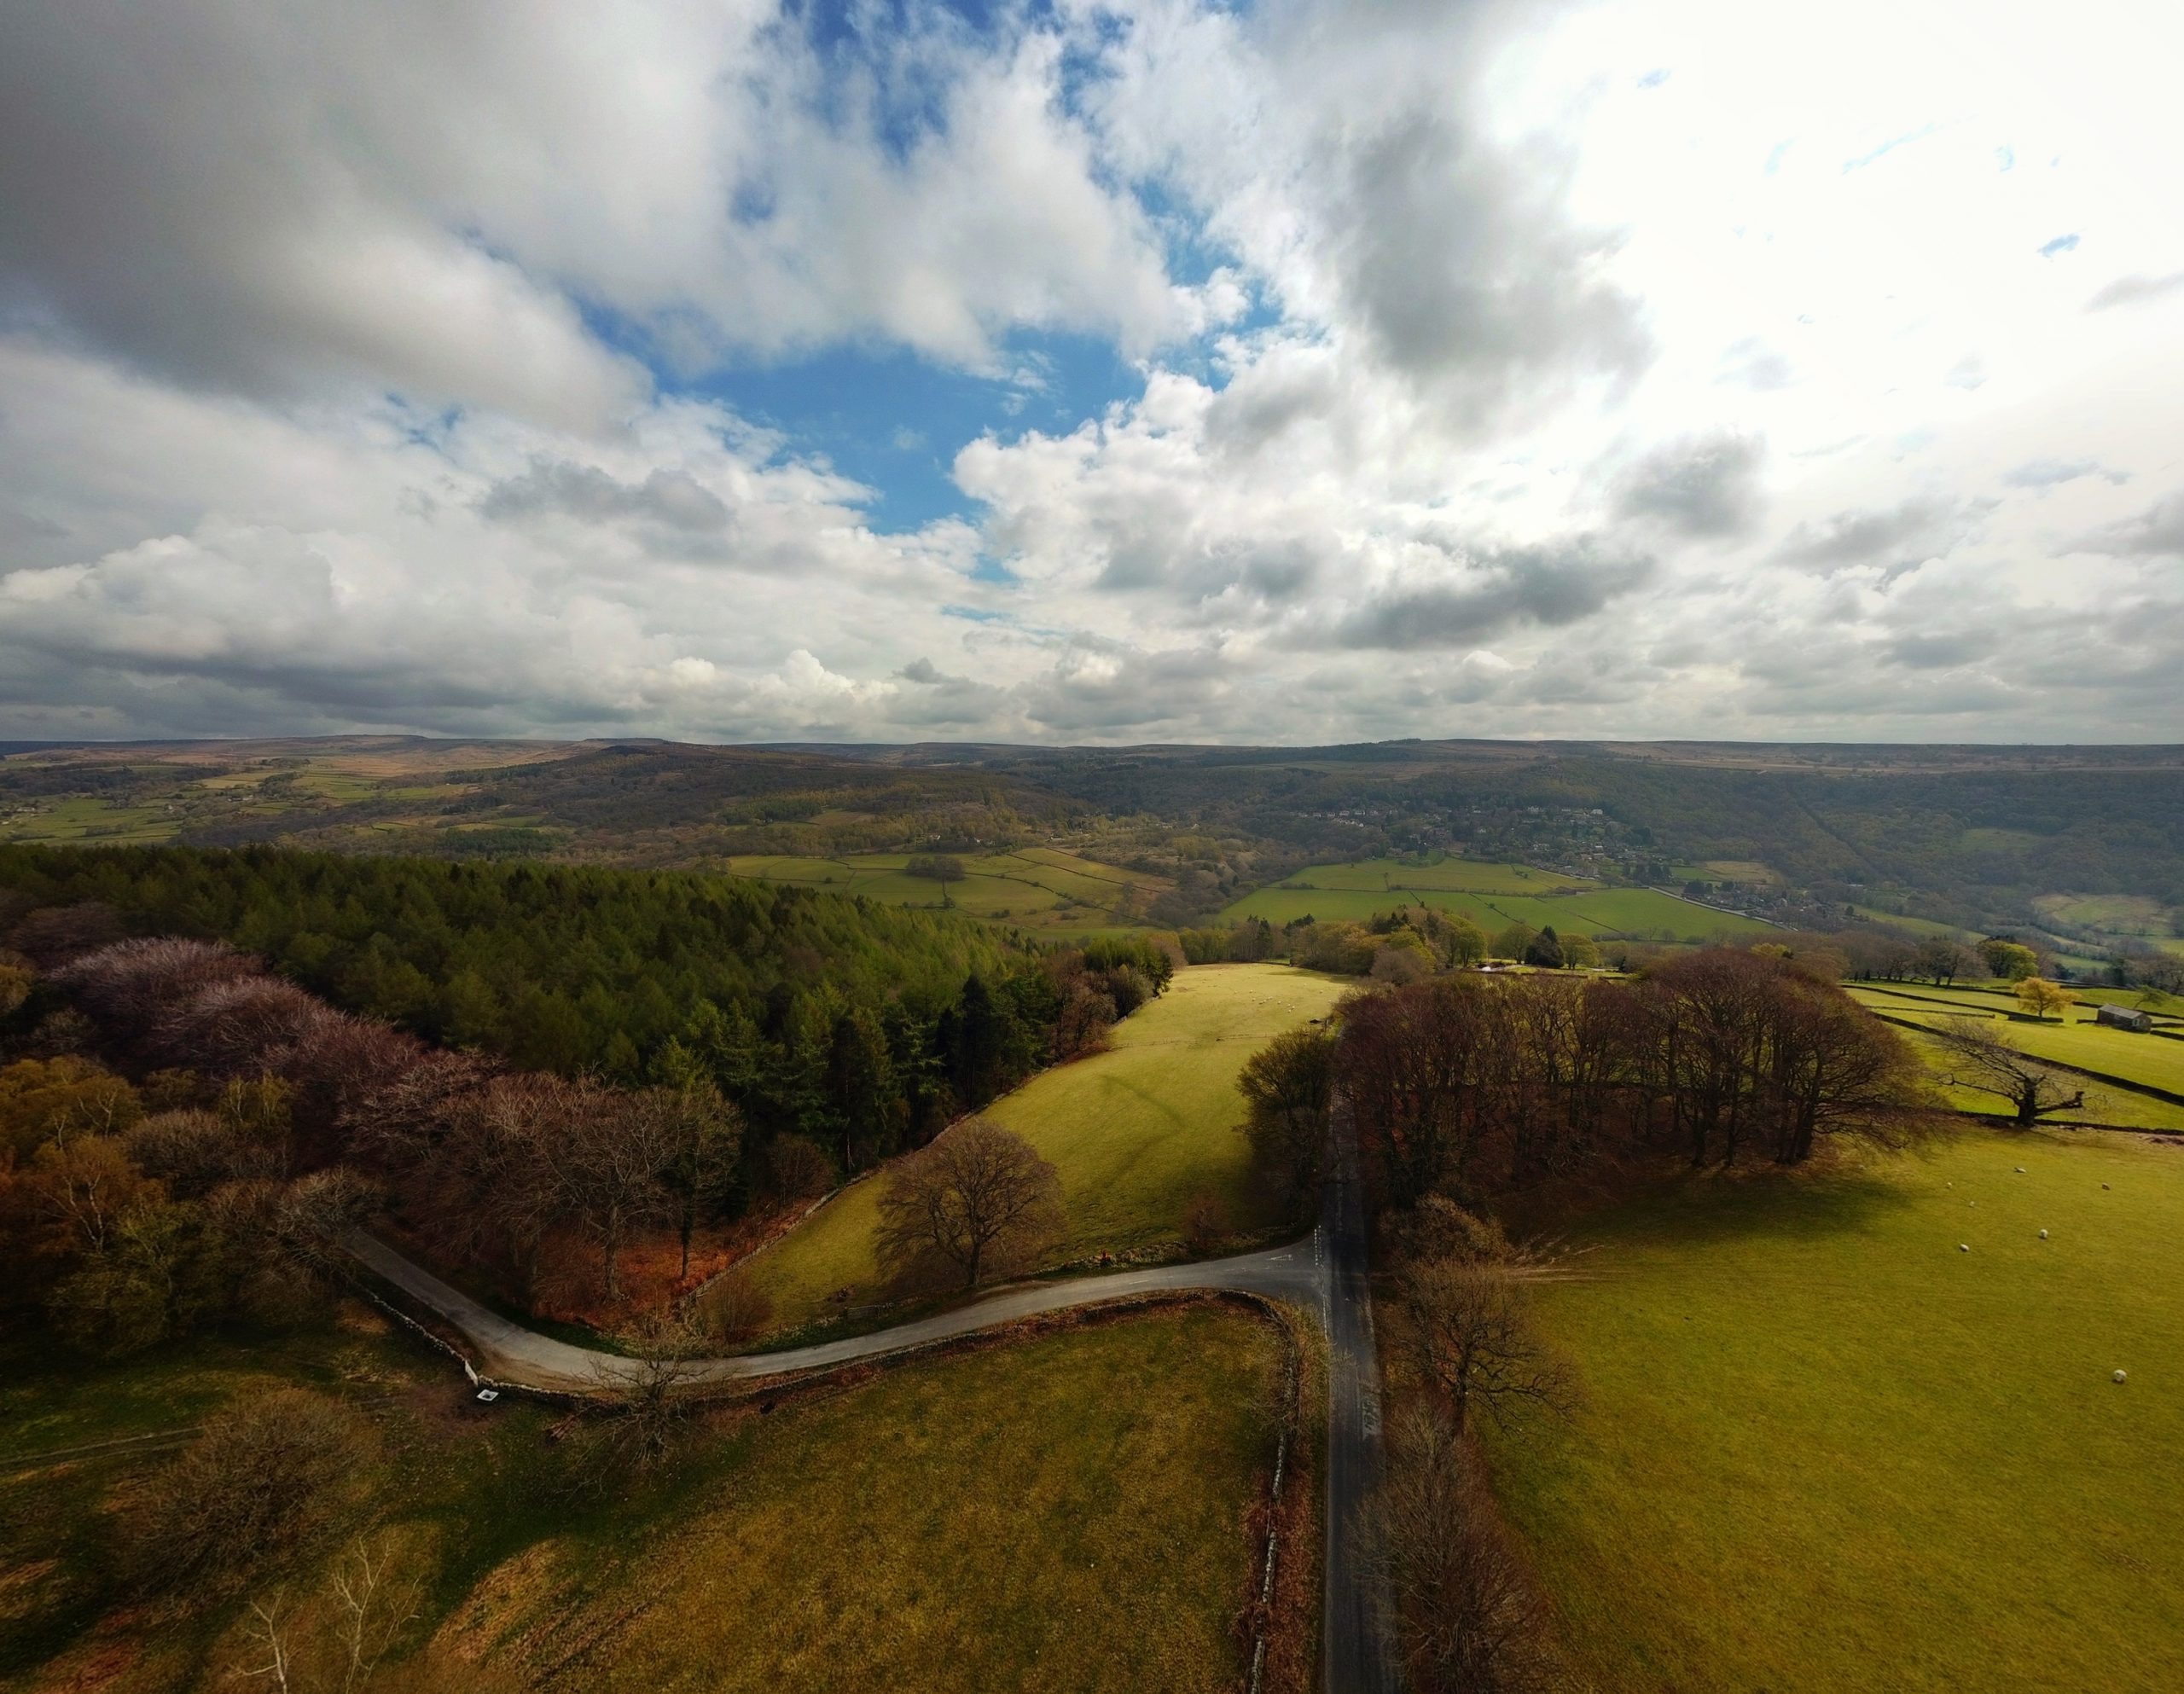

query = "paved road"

[
  {"left": 1320, "top": 1117, "right": 1403, "bottom": 1693},
  {"left": 346, "top": 1126, "right": 1401, "bottom": 1689},
  {"left": 346, "top": 1228, "right": 1323, "bottom": 1395}
]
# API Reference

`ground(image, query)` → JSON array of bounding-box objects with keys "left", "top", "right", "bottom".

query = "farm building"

[{"left": 2096, "top": 1003, "right": 2154, "bottom": 1032}]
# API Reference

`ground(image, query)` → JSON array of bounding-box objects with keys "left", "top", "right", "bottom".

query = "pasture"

[
  {"left": 1890, "top": 1027, "right": 2184, "bottom": 1131},
  {"left": 2, "top": 1302, "right": 1287, "bottom": 1694},
  {"left": 1490, "top": 1127, "right": 2184, "bottom": 1692},
  {"left": 1850, "top": 979, "right": 2184, "bottom": 1026},
  {"left": 1258, "top": 855, "right": 1589, "bottom": 894},
  {"left": 741, "top": 963, "right": 1345, "bottom": 1331},
  {"left": 1217, "top": 860, "right": 1773, "bottom": 943},
  {"left": 1938, "top": 1011, "right": 2184, "bottom": 1098},
  {"left": 719, "top": 846, "right": 1166, "bottom": 932},
  {"left": 472, "top": 1307, "right": 1288, "bottom": 1694}
]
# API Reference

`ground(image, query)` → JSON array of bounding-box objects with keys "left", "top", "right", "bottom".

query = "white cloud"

[{"left": 3, "top": 0, "right": 2184, "bottom": 745}]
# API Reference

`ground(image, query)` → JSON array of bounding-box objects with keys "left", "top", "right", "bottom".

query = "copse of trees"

[{"left": 1335, "top": 949, "right": 1926, "bottom": 1205}]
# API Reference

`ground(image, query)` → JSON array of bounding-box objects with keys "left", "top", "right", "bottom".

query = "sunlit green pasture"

[
  {"left": 483, "top": 1307, "right": 1287, "bottom": 1694},
  {"left": 0, "top": 794, "right": 177, "bottom": 844},
  {"left": 1492, "top": 1127, "right": 2184, "bottom": 1692},
  {"left": 718, "top": 847, "right": 1164, "bottom": 931},
  {"left": 1863, "top": 1001, "right": 2184, "bottom": 1099},
  {"left": 1262, "top": 855, "right": 1589, "bottom": 894},
  {"left": 741, "top": 963, "right": 1344, "bottom": 1331},
  {"left": 1217, "top": 865, "right": 1774, "bottom": 943},
  {"left": 1844, "top": 903, "right": 1981, "bottom": 939},
  {"left": 1889, "top": 1028, "right": 2184, "bottom": 1130}
]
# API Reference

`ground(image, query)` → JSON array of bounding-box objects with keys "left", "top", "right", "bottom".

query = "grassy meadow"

[
  {"left": 2, "top": 1302, "right": 1292, "bottom": 1694},
  {"left": 1490, "top": 1126, "right": 2184, "bottom": 1692},
  {"left": 1847, "top": 988, "right": 2184, "bottom": 1099},
  {"left": 743, "top": 962, "right": 1345, "bottom": 1331},
  {"left": 471, "top": 1306, "right": 1287, "bottom": 1694},
  {"left": 719, "top": 846, "right": 1165, "bottom": 933},
  {"left": 1218, "top": 861, "right": 1774, "bottom": 942}
]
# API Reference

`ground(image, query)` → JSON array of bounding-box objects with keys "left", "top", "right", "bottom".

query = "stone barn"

[{"left": 2096, "top": 1003, "right": 2154, "bottom": 1032}]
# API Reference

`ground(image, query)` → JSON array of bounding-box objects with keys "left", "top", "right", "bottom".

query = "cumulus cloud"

[
  {"left": 2078, "top": 494, "right": 2184, "bottom": 559},
  {"left": 4, "top": 0, "right": 2184, "bottom": 746},
  {"left": 1774, "top": 497, "right": 1966, "bottom": 572},
  {"left": 1611, "top": 432, "right": 1768, "bottom": 538},
  {"left": 2086, "top": 272, "right": 2184, "bottom": 311},
  {"left": 0, "top": 0, "right": 1189, "bottom": 417},
  {"left": 1330, "top": 541, "right": 1653, "bottom": 650}
]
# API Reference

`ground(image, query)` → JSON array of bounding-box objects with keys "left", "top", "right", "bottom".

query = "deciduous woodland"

[
  {"left": 0, "top": 843, "right": 1172, "bottom": 1169},
  {"left": 1339, "top": 949, "right": 1925, "bottom": 1199},
  {"left": 0, "top": 878, "right": 1171, "bottom": 1343}
]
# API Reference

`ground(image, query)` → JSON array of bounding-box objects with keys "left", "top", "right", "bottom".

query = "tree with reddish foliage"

[
  {"left": 7, "top": 904, "right": 125, "bottom": 968},
  {"left": 55, "top": 937, "right": 260, "bottom": 1040},
  {"left": 1340, "top": 976, "right": 1499, "bottom": 1206},
  {"left": 1237, "top": 1023, "right": 1338, "bottom": 1215},
  {"left": 153, "top": 975, "right": 335, "bottom": 1076},
  {"left": 556, "top": 1082, "right": 679, "bottom": 1299}
]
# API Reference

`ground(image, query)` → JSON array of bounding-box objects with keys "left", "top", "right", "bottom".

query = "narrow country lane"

[
  {"left": 1320, "top": 1110, "right": 1403, "bottom": 1694},
  {"left": 345, "top": 1115, "right": 1399, "bottom": 1691}
]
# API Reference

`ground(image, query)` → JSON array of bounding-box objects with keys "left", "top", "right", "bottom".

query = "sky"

[{"left": 2, "top": 0, "right": 2181, "bottom": 746}]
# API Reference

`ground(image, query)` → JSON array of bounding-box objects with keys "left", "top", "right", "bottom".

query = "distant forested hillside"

[{"left": 6, "top": 737, "right": 2181, "bottom": 944}]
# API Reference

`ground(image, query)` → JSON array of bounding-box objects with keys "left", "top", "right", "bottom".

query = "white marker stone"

[
  {"left": 2016, "top": 1166, "right": 2026, "bottom": 1174},
  {"left": 2114, "top": 1370, "right": 2128, "bottom": 1384},
  {"left": 1959, "top": 1243, "right": 1970, "bottom": 1251},
  {"left": 2039, "top": 1229, "right": 2049, "bottom": 1239}
]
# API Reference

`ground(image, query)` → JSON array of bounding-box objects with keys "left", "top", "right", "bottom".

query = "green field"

[
  {"left": 1218, "top": 861, "right": 1773, "bottom": 943},
  {"left": 719, "top": 846, "right": 1164, "bottom": 932},
  {"left": 460, "top": 1306, "right": 1287, "bottom": 1694},
  {"left": 1251, "top": 855, "right": 1589, "bottom": 895},
  {"left": 743, "top": 963, "right": 1345, "bottom": 1330},
  {"left": 1891, "top": 1028, "right": 2184, "bottom": 1130},
  {"left": 2, "top": 1303, "right": 1287, "bottom": 1694},
  {"left": 1852, "top": 980, "right": 2184, "bottom": 1027},
  {"left": 0, "top": 793, "right": 177, "bottom": 844},
  {"left": 1890, "top": 1008, "right": 2184, "bottom": 1099},
  {"left": 1491, "top": 1128, "right": 2184, "bottom": 1691},
  {"left": 2034, "top": 891, "right": 2179, "bottom": 939},
  {"left": 1845, "top": 903, "right": 1980, "bottom": 940}
]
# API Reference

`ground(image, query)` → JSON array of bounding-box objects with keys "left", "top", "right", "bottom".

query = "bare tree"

[
  {"left": 589, "top": 1310, "right": 711, "bottom": 1475},
  {"left": 874, "top": 1116, "right": 1063, "bottom": 1289},
  {"left": 327, "top": 1528, "right": 422, "bottom": 1692},
  {"left": 129, "top": 1388, "right": 369, "bottom": 1595},
  {"left": 153, "top": 976, "right": 334, "bottom": 1076},
  {"left": 1237, "top": 1024, "right": 1338, "bottom": 1215},
  {"left": 53, "top": 936, "right": 256, "bottom": 1032},
  {"left": 1378, "top": 1404, "right": 1564, "bottom": 1694},
  {"left": 1929, "top": 1017, "right": 2086, "bottom": 1126},
  {"left": 1396, "top": 1257, "right": 1571, "bottom": 1436},
  {"left": 26, "top": 1128, "right": 156, "bottom": 1256},
  {"left": 556, "top": 1082, "right": 678, "bottom": 1300},
  {"left": 234, "top": 1528, "right": 419, "bottom": 1694},
  {"left": 236, "top": 1587, "right": 299, "bottom": 1693}
]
